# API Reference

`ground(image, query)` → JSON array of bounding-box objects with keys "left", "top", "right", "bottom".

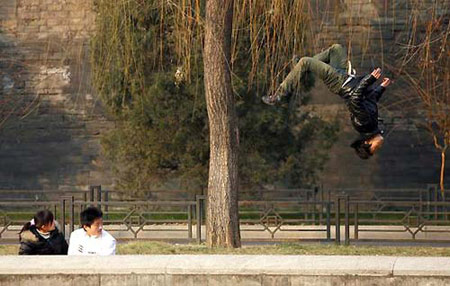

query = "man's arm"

[
  {"left": 375, "top": 78, "right": 390, "bottom": 101},
  {"left": 67, "top": 231, "right": 82, "bottom": 255},
  {"left": 353, "top": 68, "right": 381, "bottom": 98},
  {"left": 98, "top": 231, "right": 116, "bottom": 256},
  {"left": 372, "top": 85, "right": 386, "bottom": 101},
  {"left": 101, "top": 238, "right": 116, "bottom": 255}
]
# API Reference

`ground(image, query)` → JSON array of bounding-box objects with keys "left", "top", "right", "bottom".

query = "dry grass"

[
  {"left": 2, "top": 242, "right": 450, "bottom": 256},
  {"left": 117, "top": 241, "right": 450, "bottom": 256},
  {"left": 0, "top": 245, "right": 19, "bottom": 255}
]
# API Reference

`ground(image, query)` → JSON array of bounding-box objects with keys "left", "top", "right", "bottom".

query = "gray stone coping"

[{"left": 0, "top": 255, "right": 449, "bottom": 277}]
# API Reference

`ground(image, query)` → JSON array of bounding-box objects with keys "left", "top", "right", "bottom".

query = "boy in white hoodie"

[{"left": 68, "top": 206, "right": 116, "bottom": 255}]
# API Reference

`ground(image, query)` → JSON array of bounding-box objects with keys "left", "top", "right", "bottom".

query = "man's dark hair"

[
  {"left": 80, "top": 207, "right": 103, "bottom": 227},
  {"left": 350, "top": 139, "right": 372, "bottom": 160}
]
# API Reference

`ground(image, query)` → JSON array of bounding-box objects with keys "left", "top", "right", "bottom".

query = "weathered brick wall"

[
  {"left": 0, "top": 0, "right": 447, "bottom": 192},
  {"left": 0, "top": 0, "right": 113, "bottom": 190}
]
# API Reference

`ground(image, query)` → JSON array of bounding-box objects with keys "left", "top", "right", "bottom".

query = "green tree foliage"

[
  {"left": 91, "top": 0, "right": 339, "bottom": 196},
  {"left": 235, "top": 84, "right": 338, "bottom": 190},
  {"left": 101, "top": 73, "right": 209, "bottom": 195}
]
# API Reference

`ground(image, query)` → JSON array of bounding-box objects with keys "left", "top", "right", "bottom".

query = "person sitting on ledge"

[
  {"left": 262, "top": 44, "right": 391, "bottom": 159},
  {"left": 68, "top": 206, "right": 116, "bottom": 255},
  {"left": 19, "top": 209, "right": 68, "bottom": 255}
]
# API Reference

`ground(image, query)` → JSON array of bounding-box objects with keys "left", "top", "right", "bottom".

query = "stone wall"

[
  {"left": 0, "top": 0, "right": 448, "bottom": 192},
  {"left": 0, "top": 0, "right": 113, "bottom": 190}
]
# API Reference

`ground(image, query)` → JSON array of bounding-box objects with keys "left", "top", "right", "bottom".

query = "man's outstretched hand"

[
  {"left": 371, "top": 68, "right": 382, "bottom": 79},
  {"left": 381, "top": 77, "right": 391, "bottom": 87},
  {"left": 371, "top": 68, "right": 390, "bottom": 87}
]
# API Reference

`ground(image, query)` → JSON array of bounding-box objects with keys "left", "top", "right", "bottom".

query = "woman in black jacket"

[{"left": 19, "top": 209, "right": 68, "bottom": 255}]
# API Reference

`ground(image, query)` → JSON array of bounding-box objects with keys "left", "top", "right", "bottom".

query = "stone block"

[
  {"left": 49, "top": 25, "right": 70, "bottom": 33},
  {"left": 69, "top": 10, "right": 86, "bottom": 18},
  {"left": 0, "top": 8, "right": 16, "bottom": 19},
  {"left": 262, "top": 275, "right": 290, "bottom": 286},
  {"left": 40, "top": 10, "right": 70, "bottom": 19},
  {"left": 74, "top": 30, "right": 91, "bottom": 39},
  {"left": 64, "top": 0, "right": 91, "bottom": 5},
  {"left": 23, "top": 0, "right": 40, "bottom": 6},
  {"left": 0, "top": 0, "right": 16, "bottom": 9},
  {"left": 101, "top": 275, "right": 166, "bottom": 286},
  {"left": 47, "top": 18, "right": 66, "bottom": 26},
  {"left": 37, "top": 32, "right": 49, "bottom": 39},
  {"left": 37, "top": 24, "right": 49, "bottom": 33},
  {"left": 208, "top": 275, "right": 262, "bottom": 286},
  {"left": 42, "top": 0, "right": 60, "bottom": 5},
  {"left": 48, "top": 4, "right": 64, "bottom": 11},
  {"left": 18, "top": 12, "right": 39, "bottom": 21},
  {"left": 21, "top": 26, "right": 40, "bottom": 33},
  {"left": 0, "top": 19, "right": 18, "bottom": 32},
  {"left": 166, "top": 275, "right": 205, "bottom": 286},
  {"left": 70, "top": 18, "right": 84, "bottom": 25}
]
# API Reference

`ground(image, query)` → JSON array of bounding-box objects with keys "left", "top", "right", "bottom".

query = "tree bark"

[
  {"left": 440, "top": 149, "right": 447, "bottom": 198},
  {"left": 203, "top": 0, "right": 240, "bottom": 248}
]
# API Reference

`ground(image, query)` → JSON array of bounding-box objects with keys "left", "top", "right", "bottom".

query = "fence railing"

[
  {"left": 334, "top": 194, "right": 450, "bottom": 245},
  {"left": 1, "top": 184, "right": 446, "bottom": 203},
  {"left": 1, "top": 186, "right": 449, "bottom": 245},
  {"left": 239, "top": 200, "right": 332, "bottom": 240},
  {"left": 0, "top": 196, "right": 206, "bottom": 244}
]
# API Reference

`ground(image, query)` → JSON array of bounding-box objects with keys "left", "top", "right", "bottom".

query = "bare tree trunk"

[
  {"left": 440, "top": 148, "right": 447, "bottom": 198},
  {"left": 203, "top": 0, "right": 240, "bottom": 248}
]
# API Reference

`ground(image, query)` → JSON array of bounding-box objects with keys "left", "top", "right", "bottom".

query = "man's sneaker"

[{"left": 262, "top": 94, "right": 281, "bottom": 105}]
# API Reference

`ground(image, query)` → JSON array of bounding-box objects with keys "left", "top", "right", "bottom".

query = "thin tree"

[
  {"left": 398, "top": 1, "right": 449, "bottom": 196},
  {"left": 203, "top": 0, "right": 241, "bottom": 247}
]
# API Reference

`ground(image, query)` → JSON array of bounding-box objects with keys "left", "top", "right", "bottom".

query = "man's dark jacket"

[
  {"left": 19, "top": 225, "right": 68, "bottom": 255},
  {"left": 338, "top": 73, "right": 385, "bottom": 139}
]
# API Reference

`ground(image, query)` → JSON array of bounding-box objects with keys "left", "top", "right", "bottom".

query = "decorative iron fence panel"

[{"left": 1, "top": 186, "right": 449, "bottom": 245}]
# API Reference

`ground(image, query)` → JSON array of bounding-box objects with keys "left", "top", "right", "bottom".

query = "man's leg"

[
  {"left": 312, "top": 43, "right": 348, "bottom": 71},
  {"left": 262, "top": 44, "right": 347, "bottom": 105},
  {"left": 281, "top": 57, "right": 345, "bottom": 95}
]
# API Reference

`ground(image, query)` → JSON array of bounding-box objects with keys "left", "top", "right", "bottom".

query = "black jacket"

[
  {"left": 19, "top": 225, "right": 68, "bottom": 255},
  {"left": 338, "top": 73, "right": 385, "bottom": 139}
]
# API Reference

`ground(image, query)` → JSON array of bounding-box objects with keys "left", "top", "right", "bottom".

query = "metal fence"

[
  {"left": 0, "top": 198, "right": 204, "bottom": 243},
  {"left": 1, "top": 185, "right": 449, "bottom": 245},
  {"left": 335, "top": 194, "right": 450, "bottom": 245}
]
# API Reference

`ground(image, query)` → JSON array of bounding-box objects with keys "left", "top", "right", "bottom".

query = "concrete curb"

[
  {"left": 0, "top": 255, "right": 448, "bottom": 275},
  {"left": 1, "top": 255, "right": 449, "bottom": 285}
]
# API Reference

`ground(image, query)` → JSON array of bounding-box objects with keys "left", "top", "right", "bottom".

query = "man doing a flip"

[{"left": 262, "top": 44, "right": 391, "bottom": 159}]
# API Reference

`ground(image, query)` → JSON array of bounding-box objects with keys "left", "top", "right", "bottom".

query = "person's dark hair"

[
  {"left": 80, "top": 206, "right": 103, "bottom": 227},
  {"left": 350, "top": 139, "right": 372, "bottom": 160},
  {"left": 19, "top": 209, "right": 54, "bottom": 235}
]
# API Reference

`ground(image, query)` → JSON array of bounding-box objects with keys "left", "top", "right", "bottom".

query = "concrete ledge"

[{"left": 0, "top": 255, "right": 450, "bottom": 285}]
